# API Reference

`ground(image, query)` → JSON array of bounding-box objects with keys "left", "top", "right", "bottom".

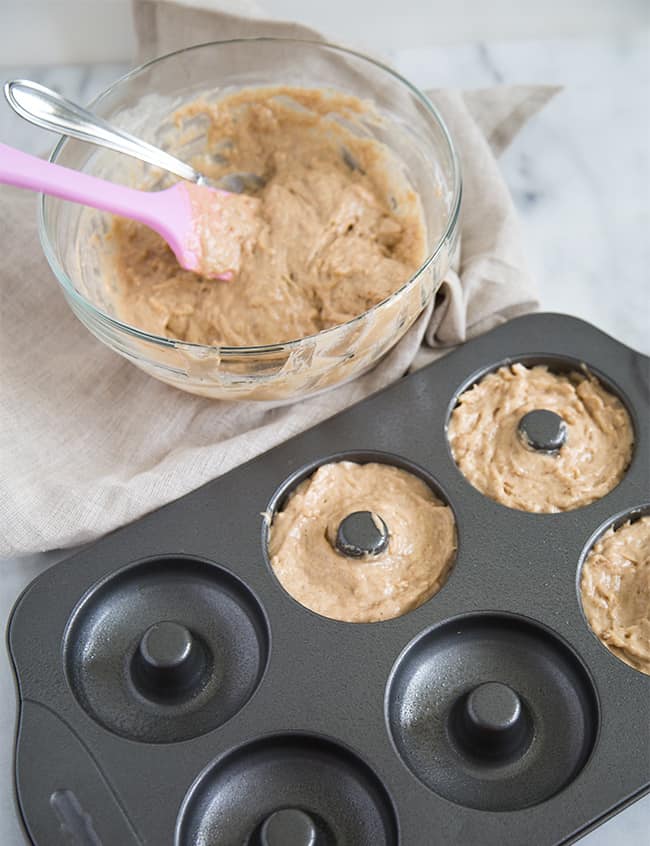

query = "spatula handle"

[{"left": 0, "top": 141, "right": 158, "bottom": 225}]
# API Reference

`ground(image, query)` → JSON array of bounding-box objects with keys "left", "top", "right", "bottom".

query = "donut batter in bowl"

[
  {"left": 580, "top": 516, "right": 650, "bottom": 675},
  {"left": 447, "top": 364, "right": 634, "bottom": 513},
  {"left": 111, "top": 86, "right": 426, "bottom": 347},
  {"left": 267, "top": 461, "right": 457, "bottom": 623}
]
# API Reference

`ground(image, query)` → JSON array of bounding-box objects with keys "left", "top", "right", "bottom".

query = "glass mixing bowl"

[{"left": 40, "top": 39, "right": 461, "bottom": 401}]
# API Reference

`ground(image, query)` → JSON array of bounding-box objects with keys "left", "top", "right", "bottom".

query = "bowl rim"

[{"left": 39, "top": 36, "right": 462, "bottom": 356}]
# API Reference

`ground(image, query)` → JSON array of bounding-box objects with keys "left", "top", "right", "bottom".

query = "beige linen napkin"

[{"left": 0, "top": 0, "right": 555, "bottom": 556}]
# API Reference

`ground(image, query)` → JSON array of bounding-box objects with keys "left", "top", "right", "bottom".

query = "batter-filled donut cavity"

[
  {"left": 266, "top": 458, "right": 457, "bottom": 623},
  {"left": 580, "top": 509, "right": 650, "bottom": 675},
  {"left": 447, "top": 361, "right": 634, "bottom": 513}
]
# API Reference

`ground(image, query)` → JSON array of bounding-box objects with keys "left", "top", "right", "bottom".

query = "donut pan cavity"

[{"left": 7, "top": 313, "right": 649, "bottom": 846}]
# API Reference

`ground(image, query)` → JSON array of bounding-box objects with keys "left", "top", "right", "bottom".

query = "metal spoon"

[{"left": 3, "top": 79, "right": 264, "bottom": 195}]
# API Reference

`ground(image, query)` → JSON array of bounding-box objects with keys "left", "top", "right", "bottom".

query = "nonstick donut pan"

[{"left": 7, "top": 313, "right": 650, "bottom": 845}]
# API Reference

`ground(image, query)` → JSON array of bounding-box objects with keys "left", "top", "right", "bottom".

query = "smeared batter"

[
  {"left": 181, "top": 183, "right": 261, "bottom": 278},
  {"left": 267, "top": 461, "right": 457, "bottom": 623},
  {"left": 448, "top": 364, "right": 634, "bottom": 513},
  {"left": 111, "top": 86, "right": 426, "bottom": 346},
  {"left": 581, "top": 516, "right": 650, "bottom": 675}
]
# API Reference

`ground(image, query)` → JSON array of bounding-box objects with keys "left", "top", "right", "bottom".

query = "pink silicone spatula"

[{"left": 0, "top": 141, "right": 261, "bottom": 279}]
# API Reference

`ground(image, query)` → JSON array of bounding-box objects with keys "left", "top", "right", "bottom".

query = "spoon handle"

[{"left": 4, "top": 79, "right": 201, "bottom": 185}]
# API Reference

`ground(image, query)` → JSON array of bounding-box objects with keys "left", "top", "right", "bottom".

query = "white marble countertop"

[{"left": 0, "top": 34, "right": 648, "bottom": 846}]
